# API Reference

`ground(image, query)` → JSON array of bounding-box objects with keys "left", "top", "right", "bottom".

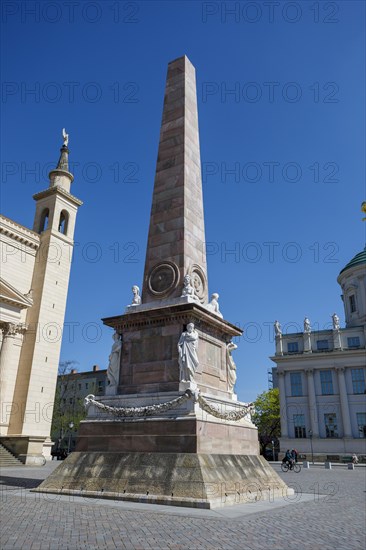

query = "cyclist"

[
  {"left": 283, "top": 449, "right": 295, "bottom": 469},
  {"left": 291, "top": 449, "right": 298, "bottom": 463}
]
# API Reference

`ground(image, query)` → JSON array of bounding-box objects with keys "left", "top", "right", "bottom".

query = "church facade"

[
  {"left": 271, "top": 247, "right": 366, "bottom": 460},
  {"left": 0, "top": 134, "right": 82, "bottom": 463}
]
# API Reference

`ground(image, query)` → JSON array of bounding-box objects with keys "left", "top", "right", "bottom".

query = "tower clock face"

[{"left": 148, "top": 262, "right": 179, "bottom": 295}]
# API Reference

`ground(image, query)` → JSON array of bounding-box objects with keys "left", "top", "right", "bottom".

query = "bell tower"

[{"left": 7, "top": 131, "right": 82, "bottom": 462}]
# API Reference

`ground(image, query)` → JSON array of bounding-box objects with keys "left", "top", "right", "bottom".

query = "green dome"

[{"left": 339, "top": 246, "right": 366, "bottom": 275}]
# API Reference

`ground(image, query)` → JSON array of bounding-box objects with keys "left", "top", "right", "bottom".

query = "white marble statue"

[
  {"left": 274, "top": 320, "right": 282, "bottom": 337},
  {"left": 178, "top": 323, "right": 199, "bottom": 383},
  {"left": 206, "top": 293, "right": 223, "bottom": 318},
  {"left": 106, "top": 332, "right": 122, "bottom": 390},
  {"left": 62, "top": 128, "right": 69, "bottom": 147},
  {"left": 226, "top": 341, "right": 237, "bottom": 393},
  {"left": 181, "top": 274, "right": 199, "bottom": 301},
  {"left": 304, "top": 317, "right": 311, "bottom": 333},
  {"left": 131, "top": 285, "right": 141, "bottom": 305},
  {"left": 332, "top": 313, "right": 340, "bottom": 331}
]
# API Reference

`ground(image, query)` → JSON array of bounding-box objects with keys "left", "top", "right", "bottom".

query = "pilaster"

[
  {"left": 277, "top": 371, "right": 288, "bottom": 437},
  {"left": 336, "top": 367, "right": 352, "bottom": 437},
  {"left": 305, "top": 369, "right": 319, "bottom": 437}
]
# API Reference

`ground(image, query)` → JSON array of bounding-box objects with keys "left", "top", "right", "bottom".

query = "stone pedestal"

[
  {"left": 103, "top": 301, "right": 241, "bottom": 398},
  {"left": 34, "top": 452, "right": 292, "bottom": 508}
]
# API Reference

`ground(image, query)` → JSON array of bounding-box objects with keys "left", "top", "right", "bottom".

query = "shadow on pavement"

[{"left": 0, "top": 476, "right": 42, "bottom": 489}]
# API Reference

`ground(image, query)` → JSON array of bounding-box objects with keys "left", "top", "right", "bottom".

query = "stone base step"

[
  {"left": 33, "top": 452, "right": 293, "bottom": 509},
  {"left": 0, "top": 443, "right": 23, "bottom": 467}
]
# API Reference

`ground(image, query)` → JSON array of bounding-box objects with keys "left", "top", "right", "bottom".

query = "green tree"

[
  {"left": 252, "top": 388, "right": 281, "bottom": 455},
  {"left": 51, "top": 360, "right": 86, "bottom": 450}
]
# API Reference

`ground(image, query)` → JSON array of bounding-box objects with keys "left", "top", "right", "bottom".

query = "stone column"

[
  {"left": 277, "top": 371, "right": 288, "bottom": 437},
  {"left": 336, "top": 367, "right": 352, "bottom": 437},
  {"left": 306, "top": 369, "right": 319, "bottom": 437},
  {"left": 0, "top": 323, "right": 17, "bottom": 424}
]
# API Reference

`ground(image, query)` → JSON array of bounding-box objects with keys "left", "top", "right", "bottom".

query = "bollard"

[
  {"left": 303, "top": 461, "right": 310, "bottom": 468},
  {"left": 347, "top": 463, "right": 355, "bottom": 470},
  {"left": 325, "top": 462, "right": 332, "bottom": 469}
]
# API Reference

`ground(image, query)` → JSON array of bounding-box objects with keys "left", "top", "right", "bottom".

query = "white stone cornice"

[
  {"left": 0, "top": 278, "right": 33, "bottom": 309},
  {"left": 33, "top": 186, "right": 83, "bottom": 207},
  {"left": 0, "top": 215, "right": 40, "bottom": 250}
]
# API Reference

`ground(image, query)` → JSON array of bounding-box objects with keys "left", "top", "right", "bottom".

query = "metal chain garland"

[{"left": 85, "top": 391, "right": 253, "bottom": 422}]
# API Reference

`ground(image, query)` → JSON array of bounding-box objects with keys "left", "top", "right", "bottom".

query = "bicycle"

[{"left": 281, "top": 461, "right": 301, "bottom": 473}]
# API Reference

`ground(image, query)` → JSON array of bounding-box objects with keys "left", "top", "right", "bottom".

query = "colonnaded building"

[
  {"left": 272, "top": 246, "right": 366, "bottom": 460},
  {"left": 0, "top": 134, "right": 82, "bottom": 463}
]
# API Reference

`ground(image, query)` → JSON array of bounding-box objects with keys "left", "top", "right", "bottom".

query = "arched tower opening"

[
  {"left": 39, "top": 208, "right": 49, "bottom": 233},
  {"left": 58, "top": 210, "right": 69, "bottom": 235}
]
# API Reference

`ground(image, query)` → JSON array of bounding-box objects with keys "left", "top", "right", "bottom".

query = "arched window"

[
  {"left": 39, "top": 208, "right": 49, "bottom": 233},
  {"left": 58, "top": 210, "right": 69, "bottom": 235}
]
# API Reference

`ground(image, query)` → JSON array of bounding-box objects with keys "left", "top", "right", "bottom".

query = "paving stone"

[{"left": 0, "top": 463, "right": 365, "bottom": 549}]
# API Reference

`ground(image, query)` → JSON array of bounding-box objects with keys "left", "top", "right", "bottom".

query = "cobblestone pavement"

[{"left": 0, "top": 462, "right": 365, "bottom": 550}]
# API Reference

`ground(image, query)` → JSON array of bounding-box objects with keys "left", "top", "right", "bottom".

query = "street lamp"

[
  {"left": 67, "top": 421, "right": 74, "bottom": 454},
  {"left": 308, "top": 429, "right": 314, "bottom": 464},
  {"left": 271, "top": 440, "right": 275, "bottom": 461}
]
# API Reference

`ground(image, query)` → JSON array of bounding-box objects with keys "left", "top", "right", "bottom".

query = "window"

[
  {"left": 324, "top": 414, "right": 338, "bottom": 438},
  {"left": 356, "top": 413, "right": 366, "bottom": 438},
  {"left": 85, "top": 383, "right": 88, "bottom": 389},
  {"left": 58, "top": 210, "right": 69, "bottom": 235},
  {"left": 293, "top": 414, "right": 306, "bottom": 438},
  {"left": 78, "top": 383, "right": 81, "bottom": 390},
  {"left": 320, "top": 370, "right": 333, "bottom": 395},
  {"left": 97, "top": 380, "right": 104, "bottom": 393},
  {"left": 347, "top": 337, "right": 360, "bottom": 348},
  {"left": 317, "top": 340, "right": 329, "bottom": 351},
  {"left": 349, "top": 295, "right": 356, "bottom": 313},
  {"left": 69, "top": 398, "right": 73, "bottom": 404},
  {"left": 290, "top": 372, "right": 303, "bottom": 396},
  {"left": 39, "top": 208, "right": 49, "bottom": 233},
  {"left": 351, "top": 369, "right": 365, "bottom": 394},
  {"left": 287, "top": 342, "right": 299, "bottom": 354}
]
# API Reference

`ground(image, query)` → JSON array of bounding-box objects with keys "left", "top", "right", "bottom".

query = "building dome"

[
  {"left": 339, "top": 246, "right": 366, "bottom": 276},
  {"left": 337, "top": 246, "right": 366, "bottom": 328}
]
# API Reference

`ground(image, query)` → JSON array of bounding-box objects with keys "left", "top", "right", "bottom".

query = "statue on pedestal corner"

[
  {"left": 181, "top": 274, "right": 199, "bottom": 301},
  {"left": 131, "top": 285, "right": 141, "bottom": 305},
  {"left": 106, "top": 332, "right": 122, "bottom": 393},
  {"left": 178, "top": 323, "right": 199, "bottom": 386},
  {"left": 206, "top": 293, "right": 223, "bottom": 318},
  {"left": 226, "top": 341, "right": 237, "bottom": 393}
]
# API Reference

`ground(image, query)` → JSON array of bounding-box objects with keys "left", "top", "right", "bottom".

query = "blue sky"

[{"left": 1, "top": 0, "right": 365, "bottom": 401}]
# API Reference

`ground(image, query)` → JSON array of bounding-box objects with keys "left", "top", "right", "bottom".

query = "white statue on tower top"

[
  {"left": 274, "top": 320, "right": 282, "bottom": 337},
  {"left": 332, "top": 313, "right": 340, "bottom": 330},
  {"left": 304, "top": 317, "right": 311, "bottom": 333},
  {"left": 62, "top": 128, "right": 69, "bottom": 147}
]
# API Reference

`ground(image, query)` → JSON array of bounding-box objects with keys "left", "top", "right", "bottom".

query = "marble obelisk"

[
  {"left": 142, "top": 56, "right": 208, "bottom": 304},
  {"left": 35, "top": 56, "right": 291, "bottom": 508}
]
